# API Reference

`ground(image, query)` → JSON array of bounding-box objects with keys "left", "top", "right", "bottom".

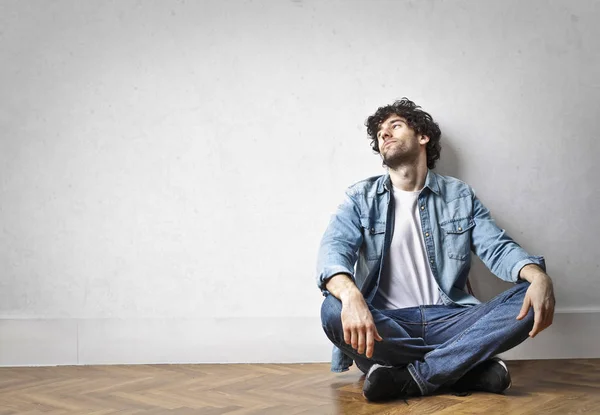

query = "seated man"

[{"left": 316, "top": 98, "right": 555, "bottom": 402}]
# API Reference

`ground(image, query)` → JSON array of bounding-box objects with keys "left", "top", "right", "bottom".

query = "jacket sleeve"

[
  {"left": 316, "top": 189, "right": 364, "bottom": 296},
  {"left": 470, "top": 188, "right": 546, "bottom": 283}
]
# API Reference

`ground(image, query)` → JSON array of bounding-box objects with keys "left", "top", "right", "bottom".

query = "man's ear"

[{"left": 419, "top": 135, "right": 430, "bottom": 145}]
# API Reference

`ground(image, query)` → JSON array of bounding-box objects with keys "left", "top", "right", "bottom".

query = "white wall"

[{"left": 1, "top": 0, "right": 599, "bottom": 366}]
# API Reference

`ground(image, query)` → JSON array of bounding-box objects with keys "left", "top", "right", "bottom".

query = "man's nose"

[{"left": 381, "top": 128, "right": 391, "bottom": 139}]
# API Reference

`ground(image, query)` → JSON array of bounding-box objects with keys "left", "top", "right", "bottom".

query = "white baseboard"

[
  {"left": 0, "top": 316, "right": 332, "bottom": 366},
  {"left": 1, "top": 312, "right": 598, "bottom": 367},
  {"left": 499, "top": 311, "right": 600, "bottom": 360}
]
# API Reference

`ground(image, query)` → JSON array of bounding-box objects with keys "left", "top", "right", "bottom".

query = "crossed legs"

[{"left": 321, "top": 282, "right": 534, "bottom": 395}]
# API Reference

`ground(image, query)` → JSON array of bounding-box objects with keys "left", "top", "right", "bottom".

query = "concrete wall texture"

[{"left": 1, "top": 0, "right": 599, "bottom": 365}]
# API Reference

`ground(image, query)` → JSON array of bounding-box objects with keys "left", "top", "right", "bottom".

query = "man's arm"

[
  {"left": 316, "top": 190, "right": 382, "bottom": 358},
  {"left": 469, "top": 189, "right": 555, "bottom": 337},
  {"left": 470, "top": 191, "right": 546, "bottom": 282},
  {"left": 316, "top": 190, "right": 363, "bottom": 294}
]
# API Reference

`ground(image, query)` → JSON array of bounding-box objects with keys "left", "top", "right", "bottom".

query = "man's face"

[{"left": 376, "top": 115, "right": 428, "bottom": 168}]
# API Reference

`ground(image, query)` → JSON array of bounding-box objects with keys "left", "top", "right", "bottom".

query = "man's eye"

[{"left": 393, "top": 123, "right": 402, "bottom": 129}]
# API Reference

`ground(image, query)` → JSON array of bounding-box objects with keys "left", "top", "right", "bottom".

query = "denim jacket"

[{"left": 316, "top": 169, "right": 546, "bottom": 372}]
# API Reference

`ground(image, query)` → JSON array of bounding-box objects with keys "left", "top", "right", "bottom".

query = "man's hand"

[
  {"left": 341, "top": 291, "right": 383, "bottom": 358},
  {"left": 516, "top": 265, "right": 556, "bottom": 338},
  {"left": 324, "top": 273, "right": 384, "bottom": 358}
]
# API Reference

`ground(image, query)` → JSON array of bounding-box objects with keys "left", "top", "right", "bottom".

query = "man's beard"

[{"left": 381, "top": 144, "right": 419, "bottom": 168}]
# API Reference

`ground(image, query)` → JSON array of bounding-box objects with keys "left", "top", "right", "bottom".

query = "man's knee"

[
  {"left": 507, "top": 281, "right": 534, "bottom": 315},
  {"left": 512, "top": 284, "right": 536, "bottom": 336},
  {"left": 517, "top": 304, "right": 535, "bottom": 331},
  {"left": 509, "top": 280, "right": 530, "bottom": 298},
  {"left": 500, "top": 281, "right": 531, "bottom": 308},
  {"left": 321, "top": 294, "right": 343, "bottom": 341}
]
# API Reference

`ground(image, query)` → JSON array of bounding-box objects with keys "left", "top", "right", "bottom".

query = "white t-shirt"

[{"left": 372, "top": 185, "right": 442, "bottom": 309}]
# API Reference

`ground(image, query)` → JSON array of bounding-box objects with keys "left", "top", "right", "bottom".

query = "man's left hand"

[{"left": 516, "top": 269, "right": 556, "bottom": 338}]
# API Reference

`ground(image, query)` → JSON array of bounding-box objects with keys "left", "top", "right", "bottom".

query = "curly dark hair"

[{"left": 365, "top": 98, "right": 442, "bottom": 169}]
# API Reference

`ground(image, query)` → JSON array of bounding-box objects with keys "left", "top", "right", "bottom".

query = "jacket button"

[
  {"left": 421, "top": 206, "right": 425, "bottom": 210},
  {"left": 458, "top": 227, "right": 462, "bottom": 231},
  {"left": 425, "top": 232, "right": 430, "bottom": 237},
  {"left": 370, "top": 228, "right": 375, "bottom": 234}
]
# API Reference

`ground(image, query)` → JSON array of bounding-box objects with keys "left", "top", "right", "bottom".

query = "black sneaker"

[
  {"left": 362, "top": 364, "right": 422, "bottom": 402},
  {"left": 452, "top": 357, "right": 512, "bottom": 394}
]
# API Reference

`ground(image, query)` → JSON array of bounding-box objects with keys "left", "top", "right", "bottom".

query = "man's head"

[{"left": 365, "top": 98, "right": 441, "bottom": 169}]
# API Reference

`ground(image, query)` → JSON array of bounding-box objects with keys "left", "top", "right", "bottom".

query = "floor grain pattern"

[{"left": 1, "top": 359, "right": 599, "bottom": 414}]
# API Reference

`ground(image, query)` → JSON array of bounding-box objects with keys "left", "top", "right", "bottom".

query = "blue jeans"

[{"left": 321, "top": 281, "right": 535, "bottom": 395}]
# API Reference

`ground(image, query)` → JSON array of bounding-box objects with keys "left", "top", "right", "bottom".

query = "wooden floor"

[{"left": 1, "top": 359, "right": 599, "bottom": 414}]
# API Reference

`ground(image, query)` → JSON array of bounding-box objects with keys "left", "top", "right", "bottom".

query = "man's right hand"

[
  {"left": 341, "top": 291, "right": 383, "bottom": 359},
  {"left": 325, "top": 273, "right": 384, "bottom": 358}
]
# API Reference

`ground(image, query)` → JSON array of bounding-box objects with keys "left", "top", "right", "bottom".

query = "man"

[{"left": 316, "top": 98, "right": 555, "bottom": 402}]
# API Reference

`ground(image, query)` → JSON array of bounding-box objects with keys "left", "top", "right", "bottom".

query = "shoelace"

[{"left": 395, "top": 371, "right": 416, "bottom": 404}]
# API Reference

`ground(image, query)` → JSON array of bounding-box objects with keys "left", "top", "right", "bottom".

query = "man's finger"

[
  {"left": 343, "top": 326, "right": 351, "bottom": 345},
  {"left": 517, "top": 296, "right": 531, "bottom": 320},
  {"left": 374, "top": 329, "right": 383, "bottom": 342},
  {"left": 529, "top": 307, "right": 542, "bottom": 337},
  {"left": 351, "top": 328, "right": 358, "bottom": 349},
  {"left": 365, "top": 330, "right": 374, "bottom": 358},
  {"left": 542, "top": 308, "right": 553, "bottom": 331},
  {"left": 357, "top": 329, "right": 366, "bottom": 355},
  {"left": 537, "top": 314, "right": 552, "bottom": 336}
]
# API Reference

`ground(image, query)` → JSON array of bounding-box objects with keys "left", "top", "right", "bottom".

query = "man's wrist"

[
  {"left": 519, "top": 263, "right": 549, "bottom": 283},
  {"left": 325, "top": 273, "right": 362, "bottom": 303},
  {"left": 340, "top": 286, "right": 362, "bottom": 304}
]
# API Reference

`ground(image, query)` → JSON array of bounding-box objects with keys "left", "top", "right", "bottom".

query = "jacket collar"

[
  {"left": 377, "top": 169, "right": 440, "bottom": 195},
  {"left": 424, "top": 169, "right": 441, "bottom": 195}
]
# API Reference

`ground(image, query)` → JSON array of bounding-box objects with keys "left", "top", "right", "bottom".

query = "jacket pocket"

[
  {"left": 360, "top": 219, "right": 386, "bottom": 261},
  {"left": 440, "top": 217, "right": 475, "bottom": 260}
]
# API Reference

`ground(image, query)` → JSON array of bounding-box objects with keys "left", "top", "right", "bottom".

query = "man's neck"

[{"left": 388, "top": 162, "right": 428, "bottom": 192}]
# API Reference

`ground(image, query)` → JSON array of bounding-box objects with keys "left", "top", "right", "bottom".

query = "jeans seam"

[
  {"left": 422, "top": 314, "right": 468, "bottom": 324},
  {"left": 419, "top": 306, "right": 426, "bottom": 342},
  {"left": 408, "top": 363, "right": 427, "bottom": 395}
]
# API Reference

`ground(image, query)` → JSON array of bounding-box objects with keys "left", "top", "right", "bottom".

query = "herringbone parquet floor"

[{"left": 1, "top": 359, "right": 599, "bottom": 414}]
